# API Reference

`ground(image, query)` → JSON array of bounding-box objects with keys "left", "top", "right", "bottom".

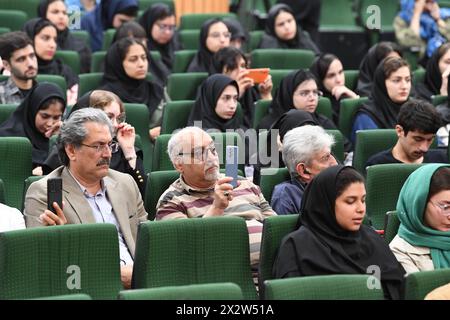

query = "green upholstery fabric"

[
  {"left": 344, "top": 69, "right": 359, "bottom": 90},
  {"left": 432, "top": 94, "right": 447, "bottom": 106},
  {"left": 0, "top": 0, "right": 39, "bottom": 19},
  {"left": 0, "top": 178, "right": 4, "bottom": 204},
  {"left": 0, "top": 9, "right": 27, "bottom": 31},
  {"left": 251, "top": 49, "right": 315, "bottom": 69},
  {"left": 269, "top": 69, "right": 293, "bottom": 94},
  {"left": 412, "top": 68, "right": 425, "bottom": 85},
  {"left": 78, "top": 72, "right": 103, "bottom": 98},
  {"left": 325, "top": 129, "right": 345, "bottom": 164},
  {"left": 0, "top": 224, "right": 122, "bottom": 299},
  {"left": 405, "top": 269, "right": 450, "bottom": 300},
  {"left": 144, "top": 170, "right": 179, "bottom": 221},
  {"left": 0, "top": 103, "right": 18, "bottom": 125},
  {"left": 160, "top": 100, "right": 194, "bottom": 134},
  {"left": 152, "top": 134, "right": 174, "bottom": 172},
  {"left": 248, "top": 30, "right": 263, "bottom": 52},
  {"left": 91, "top": 51, "right": 106, "bottom": 72},
  {"left": 317, "top": 96, "right": 333, "bottom": 121},
  {"left": 173, "top": 50, "right": 197, "bottom": 73},
  {"left": 0, "top": 137, "right": 32, "bottom": 209},
  {"left": 36, "top": 74, "right": 67, "bottom": 97},
  {"left": 132, "top": 217, "right": 257, "bottom": 299},
  {"left": 265, "top": 274, "right": 384, "bottom": 300},
  {"left": 252, "top": 99, "right": 270, "bottom": 129},
  {"left": 33, "top": 293, "right": 92, "bottom": 300},
  {"left": 320, "top": 0, "right": 361, "bottom": 29},
  {"left": 338, "top": 96, "right": 369, "bottom": 139},
  {"left": 365, "top": 163, "right": 422, "bottom": 230},
  {"left": 101, "top": 28, "right": 116, "bottom": 51},
  {"left": 23, "top": 175, "right": 45, "bottom": 211},
  {"left": 179, "top": 13, "right": 237, "bottom": 30},
  {"left": 119, "top": 282, "right": 243, "bottom": 300},
  {"left": 55, "top": 50, "right": 81, "bottom": 75},
  {"left": 167, "top": 72, "right": 208, "bottom": 100},
  {"left": 384, "top": 211, "right": 400, "bottom": 244},
  {"left": 179, "top": 29, "right": 200, "bottom": 50},
  {"left": 71, "top": 30, "right": 90, "bottom": 48},
  {"left": 138, "top": 0, "right": 174, "bottom": 10},
  {"left": 259, "top": 168, "right": 290, "bottom": 204},
  {"left": 258, "top": 214, "right": 299, "bottom": 297}
]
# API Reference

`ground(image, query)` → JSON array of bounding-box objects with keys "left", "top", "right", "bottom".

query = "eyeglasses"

[
  {"left": 80, "top": 141, "right": 119, "bottom": 153},
  {"left": 431, "top": 201, "right": 450, "bottom": 216},
  {"left": 107, "top": 112, "right": 126, "bottom": 124},
  {"left": 157, "top": 23, "right": 176, "bottom": 32},
  {"left": 209, "top": 32, "right": 231, "bottom": 39},
  {"left": 295, "top": 89, "right": 323, "bottom": 98},
  {"left": 178, "top": 143, "right": 217, "bottom": 162}
]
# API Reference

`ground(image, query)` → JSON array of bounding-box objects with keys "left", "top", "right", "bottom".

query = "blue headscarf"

[
  {"left": 398, "top": 0, "right": 450, "bottom": 57},
  {"left": 81, "top": 0, "right": 138, "bottom": 51}
]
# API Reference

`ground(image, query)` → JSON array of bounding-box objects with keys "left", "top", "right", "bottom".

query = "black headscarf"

[
  {"left": 258, "top": 3, "right": 320, "bottom": 54},
  {"left": 138, "top": 3, "right": 182, "bottom": 71},
  {"left": 187, "top": 18, "right": 228, "bottom": 73},
  {"left": 356, "top": 42, "right": 402, "bottom": 97},
  {"left": 23, "top": 18, "right": 79, "bottom": 88},
  {"left": 273, "top": 165, "right": 405, "bottom": 300},
  {"left": 415, "top": 48, "right": 443, "bottom": 101},
  {"left": 356, "top": 58, "right": 410, "bottom": 129},
  {"left": 187, "top": 74, "right": 241, "bottom": 131},
  {"left": 0, "top": 82, "right": 65, "bottom": 166},
  {"left": 272, "top": 109, "right": 318, "bottom": 143},
  {"left": 223, "top": 18, "right": 247, "bottom": 43},
  {"left": 100, "top": 38, "right": 164, "bottom": 117},
  {"left": 37, "top": 0, "right": 92, "bottom": 73}
]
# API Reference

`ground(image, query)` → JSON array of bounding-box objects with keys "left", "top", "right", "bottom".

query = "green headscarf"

[{"left": 397, "top": 163, "right": 450, "bottom": 269}]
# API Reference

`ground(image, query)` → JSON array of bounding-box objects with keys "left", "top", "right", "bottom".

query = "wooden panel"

[{"left": 174, "top": 0, "right": 229, "bottom": 25}]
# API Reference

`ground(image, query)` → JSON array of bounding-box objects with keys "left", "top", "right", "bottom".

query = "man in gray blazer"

[{"left": 24, "top": 108, "right": 148, "bottom": 288}]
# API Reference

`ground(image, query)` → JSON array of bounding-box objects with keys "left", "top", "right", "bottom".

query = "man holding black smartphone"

[{"left": 24, "top": 108, "right": 147, "bottom": 289}]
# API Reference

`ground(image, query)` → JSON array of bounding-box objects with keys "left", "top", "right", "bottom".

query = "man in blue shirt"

[{"left": 271, "top": 125, "right": 338, "bottom": 215}]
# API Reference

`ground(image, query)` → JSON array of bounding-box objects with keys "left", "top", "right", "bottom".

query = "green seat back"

[
  {"left": 344, "top": 69, "right": 359, "bottom": 91},
  {"left": 320, "top": 0, "right": 360, "bottom": 29},
  {"left": 384, "top": 210, "right": 400, "bottom": 244},
  {"left": 160, "top": 100, "right": 194, "bottom": 134},
  {"left": 253, "top": 99, "right": 271, "bottom": 129},
  {"left": 33, "top": 293, "right": 92, "bottom": 300},
  {"left": 0, "top": 9, "right": 27, "bottom": 31},
  {"left": 0, "top": 0, "right": 39, "bottom": 19},
  {"left": 338, "top": 96, "right": 369, "bottom": 139},
  {"left": 23, "top": 175, "right": 45, "bottom": 211},
  {"left": 133, "top": 217, "right": 258, "bottom": 299},
  {"left": 173, "top": 49, "right": 197, "bottom": 73},
  {"left": 55, "top": 50, "right": 80, "bottom": 74},
  {"left": 78, "top": 72, "right": 103, "bottom": 98},
  {"left": 0, "top": 137, "right": 32, "bottom": 209},
  {"left": 251, "top": 49, "right": 315, "bottom": 69},
  {"left": 123, "top": 103, "right": 153, "bottom": 173},
  {"left": 0, "top": 224, "right": 122, "bottom": 299},
  {"left": 258, "top": 214, "right": 299, "bottom": 297},
  {"left": 326, "top": 129, "right": 345, "bottom": 163},
  {"left": 167, "top": 72, "right": 207, "bottom": 100},
  {"left": 259, "top": 167, "right": 290, "bottom": 204},
  {"left": 71, "top": 30, "right": 90, "bottom": 48},
  {"left": 412, "top": 68, "right": 425, "bottom": 85},
  {"left": 0, "top": 103, "right": 18, "bottom": 125},
  {"left": 102, "top": 28, "right": 116, "bottom": 51},
  {"left": 405, "top": 269, "right": 450, "bottom": 300},
  {"left": 179, "top": 13, "right": 237, "bottom": 30},
  {"left": 91, "top": 51, "right": 106, "bottom": 72},
  {"left": 144, "top": 170, "right": 179, "bottom": 220},
  {"left": 432, "top": 94, "right": 447, "bottom": 106},
  {"left": 365, "top": 163, "right": 422, "bottom": 230},
  {"left": 179, "top": 29, "right": 200, "bottom": 50},
  {"left": 248, "top": 30, "right": 263, "bottom": 52},
  {"left": 119, "top": 282, "right": 243, "bottom": 300},
  {"left": 265, "top": 275, "right": 384, "bottom": 300},
  {"left": 138, "top": 0, "right": 174, "bottom": 10},
  {"left": 0, "top": 27, "right": 10, "bottom": 35},
  {"left": 36, "top": 74, "right": 67, "bottom": 97},
  {"left": 270, "top": 69, "right": 293, "bottom": 94},
  {"left": 0, "top": 178, "right": 4, "bottom": 204},
  {"left": 317, "top": 96, "right": 333, "bottom": 121}
]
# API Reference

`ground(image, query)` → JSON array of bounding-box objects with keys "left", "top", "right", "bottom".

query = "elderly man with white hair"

[
  {"left": 155, "top": 126, "right": 276, "bottom": 267},
  {"left": 271, "top": 125, "right": 338, "bottom": 215}
]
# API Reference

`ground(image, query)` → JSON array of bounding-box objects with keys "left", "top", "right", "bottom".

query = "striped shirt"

[{"left": 156, "top": 175, "right": 276, "bottom": 267}]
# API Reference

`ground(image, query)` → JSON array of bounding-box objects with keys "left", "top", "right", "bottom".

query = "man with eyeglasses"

[
  {"left": 24, "top": 108, "right": 147, "bottom": 289},
  {"left": 156, "top": 127, "right": 276, "bottom": 269}
]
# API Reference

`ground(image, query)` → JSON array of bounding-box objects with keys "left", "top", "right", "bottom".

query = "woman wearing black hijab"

[
  {"left": 356, "top": 41, "right": 402, "bottom": 97},
  {"left": 42, "top": 90, "right": 147, "bottom": 197},
  {"left": 351, "top": 57, "right": 412, "bottom": 145},
  {"left": 273, "top": 165, "right": 406, "bottom": 300},
  {"left": 37, "top": 0, "right": 92, "bottom": 73},
  {"left": 258, "top": 3, "right": 320, "bottom": 54},
  {"left": 187, "top": 74, "right": 242, "bottom": 132},
  {"left": 187, "top": 18, "right": 231, "bottom": 73},
  {"left": 0, "top": 82, "right": 65, "bottom": 173},
  {"left": 100, "top": 37, "right": 166, "bottom": 141},
  {"left": 138, "top": 3, "right": 182, "bottom": 72},
  {"left": 23, "top": 18, "right": 79, "bottom": 105},
  {"left": 415, "top": 42, "right": 450, "bottom": 101}
]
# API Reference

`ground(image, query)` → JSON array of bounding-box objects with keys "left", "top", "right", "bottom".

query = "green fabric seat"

[
  {"left": 167, "top": 72, "right": 207, "bottom": 100},
  {"left": 36, "top": 74, "right": 67, "bottom": 97},
  {"left": 138, "top": 0, "right": 174, "bottom": 10},
  {"left": 173, "top": 50, "right": 197, "bottom": 73},
  {"left": 258, "top": 214, "right": 299, "bottom": 298},
  {"left": 365, "top": 163, "right": 422, "bottom": 230},
  {"left": 0, "top": 224, "right": 122, "bottom": 299},
  {"left": 412, "top": 68, "right": 425, "bottom": 85},
  {"left": 248, "top": 30, "right": 263, "bottom": 52},
  {"left": 338, "top": 96, "right": 369, "bottom": 139},
  {"left": 344, "top": 69, "right": 359, "bottom": 90},
  {"left": 316, "top": 96, "right": 333, "bottom": 121},
  {"left": 251, "top": 49, "right": 315, "bottom": 69},
  {"left": 55, "top": 50, "right": 81, "bottom": 74},
  {"left": 178, "top": 29, "right": 200, "bottom": 50},
  {"left": 432, "top": 94, "right": 447, "bottom": 106},
  {"left": 101, "top": 28, "right": 116, "bottom": 51},
  {"left": 269, "top": 69, "right": 293, "bottom": 94},
  {"left": 144, "top": 170, "right": 179, "bottom": 221},
  {"left": 78, "top": 72, "right": 103, "bottom": 97},
  {"left": 0, "top": 103, "right": 18, "bottom": 125},
  {"left": 325, "top": 129, "right": 345, "bottom": 164},
  {"left": 383, "top": 210, "right": 400, "bottom": 244},
  {"left": 0, "top": 178, "right": 5, "bottom": 204},
  {"left": 119, "top": 282, "right": 243, "bottom": 300},
  {"left": 259, "top": 167, "right": 290, "bottom": 204},
  {"left": 71, "top": 30, "right": 90, "bottom": 48},
  {"left": 33, "top": 293, "right": 92, "bottom": 300},
  {"left": 265, "top": 275, "right": 384, "bottom": 300},
  {"left": 91, "top": 51, "right": 106, "bottom": 72},
  {"left": 23, "top": 175, "right": 45, "bottom": 212},
  {"left": 179, "top": 13, "right": 237, "bottom": 30},
  {"left": 0, "top": 27, "right": 10, "bottom": 35},
  {"left": 160, "top": 100, "right": 194, "bottom": 134},
  {"left": 405, "top": 269, "right": 450, "bottom": 300},
  {"left": 0, "top": 9, "right": 27, "bottom": 31},
  {"left": 0, "top": 0, "right": 39, "bottom": 19},
  {"left": 0, "top": 137, "right": 32, "bottom": 209},
  {"left": 132, "top": 217, "right": 258, "bottom": 299},
  {"left": 252, "top": 99, "right": 271, "bottom": 129}
]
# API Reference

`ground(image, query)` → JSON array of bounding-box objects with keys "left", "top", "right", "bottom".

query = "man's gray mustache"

[{"left": 97, "top": 158, "right": 111, "bottom": 166}]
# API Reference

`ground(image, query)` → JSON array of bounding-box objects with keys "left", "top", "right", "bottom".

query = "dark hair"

[
  {"left": 149, "top": 3, "right": 174, "bottom": 21},
  {"left": 436, "top": 42, "right": 450, "bottom": 62},
  {"left": 428, "top": 167, "right": 450, "bottom": 199},
  {"left": 40, "top": 97, "right": 64, "bottom": 111},
  {"left": 116, "top": 5, "right": 138, "bottom": 17},
  {"left": 116, "top": 36, "right": 147, "bottom": 61},
  {"left": 113, "top": 21, "right": 147, "bottom": 43},
  {"left": 37, "top": 0, "right": 65, "bottom": 18},
  {"left": 294, "top": 69, "right": 319, "bottom": 90},
  {"left": 212, "top": 46, "right": 248, "bottom": 74},
  {"left": 335, "top": 167, "right": 365, "bottom": 198},
  {"left": 311, "top": 53, "right": 340, "bottom": 81},
  {"left": 397, "top": 99, "right": 442, "bottom": 135},
  {"left": 0, "top": 31, "right": 33, "bottom": 61},
  {"left": 375, "top": 41, "right": 403, "bottom": 61},
  {"left": 383, "top": 56, "right": 410, "bottom": 79}
]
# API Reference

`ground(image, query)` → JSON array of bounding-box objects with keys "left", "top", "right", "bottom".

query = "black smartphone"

[
  {"left": 47, "top": 177, "right": 62, "bottom": 214},
  {"left": 225, "top": 145, "right": 239, "bottom": 188}
]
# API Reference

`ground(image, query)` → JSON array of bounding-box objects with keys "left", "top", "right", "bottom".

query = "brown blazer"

[{"left": 24, "top": 166, "right": 148, "bottom": 257}]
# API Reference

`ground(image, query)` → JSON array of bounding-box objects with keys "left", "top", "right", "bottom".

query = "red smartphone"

[{"left": 246, "top": 68, "right": 270, "bottom": 84}]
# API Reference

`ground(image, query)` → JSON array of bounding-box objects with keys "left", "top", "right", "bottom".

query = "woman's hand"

[
  {"left": 44, "top": 120, "right": 63, "bottom": 138},
  {"left": 440, "top": 65, "right": 450, "bottom": 96},
  {"left": 66, "top": 84, "right": 79, "bottom": 106},
  {"left": 258, "top": 75, "right": 273, "bottom": 99},
  {"left": 331, "top": 85, "right": 359, "bottom": 100},
  {"left": 149, "top": 126, "right": 161, "bottom": 141},
  {"left": 116, "top": 122, "right": 136, "bottom": 151},
  {"left": 236, "top": 69, "right": 254, "bottom": 98}
]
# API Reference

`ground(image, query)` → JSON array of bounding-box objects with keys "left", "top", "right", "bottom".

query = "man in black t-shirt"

[{"left": 366, "top": 99, "right": 448, "bottom": 168}]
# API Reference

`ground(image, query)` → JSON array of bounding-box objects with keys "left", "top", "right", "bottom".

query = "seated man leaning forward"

[
  {"left": 155, "top": 126, "right": 276, "bottom": 267},
  {"left": 24, "top": 108, "right": 148, "bottom": 289}
]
